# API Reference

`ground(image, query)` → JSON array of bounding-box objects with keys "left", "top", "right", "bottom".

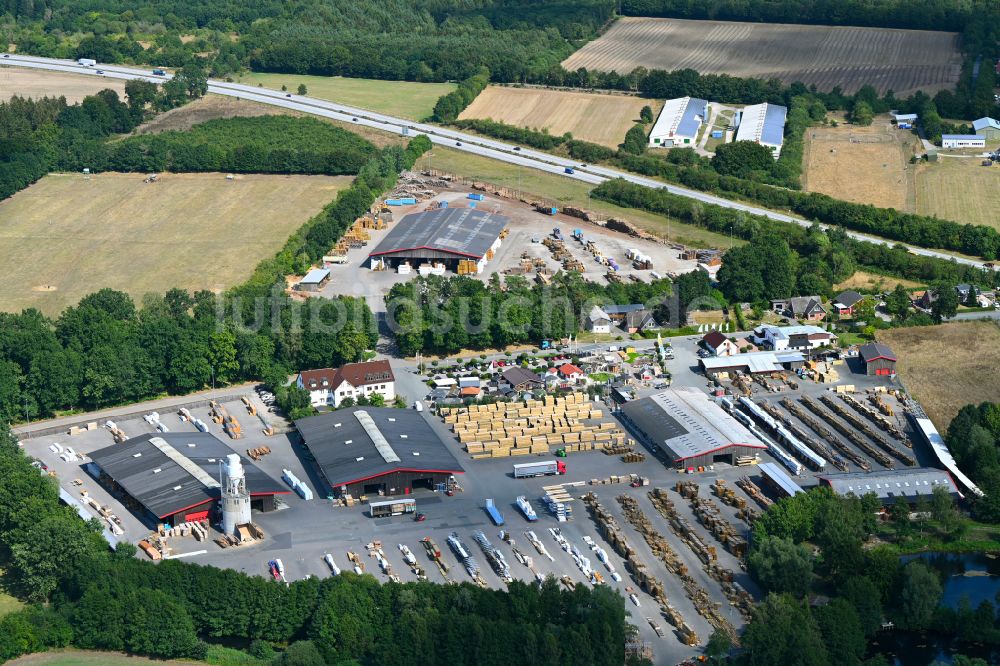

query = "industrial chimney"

[{"left": 221, "top": 453, "right": 251, "bottom": 535}]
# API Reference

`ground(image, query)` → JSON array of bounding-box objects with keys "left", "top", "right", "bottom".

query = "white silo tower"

[{"left": 221, "top": 453, "right": 251, "bottom": 535}]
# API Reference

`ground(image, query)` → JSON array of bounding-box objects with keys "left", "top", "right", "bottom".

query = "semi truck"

[
  {"left": 513, "top": 460, "right": 566, "bottom": 478},
  {"left": 78, "top": 58, "right": 96, "bottom": 67},
  {"left": 484, "top": 499, "right": 505, "bottom": 526},
  {"left": 152, "top": 68, "right": 166, "bottom": 76}
]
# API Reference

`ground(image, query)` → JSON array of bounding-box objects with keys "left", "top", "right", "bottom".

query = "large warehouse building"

[
  {"left": 368, "top": 207, "right": 507, "bottom": 273},
  {"left": 620, "top": 387, "right": 767, "bottom": 469},
  {"left": 89, "top": 433, "right": 288, "bottom": 527},
  {"left": 818, "top": 467, "right": 961, "bottom": 504},
  {"left": 296, "top": 407, "right": 464, "bottom": 498},
  {"left": 648, "top": 96, "right": 708, "bottom": 148},
  {"left": 735, "top": 102, "right": 787, "bottom": 157}
]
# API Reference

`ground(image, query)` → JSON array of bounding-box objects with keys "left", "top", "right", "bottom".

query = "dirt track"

[{"left": 563, "top": 17, "right": 961, "bottom": 96}]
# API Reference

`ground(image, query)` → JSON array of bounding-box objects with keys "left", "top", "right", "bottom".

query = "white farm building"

[
  {"left": 648, "top": 97, "right": 708, "bottom": 148},
  {"left": 734, "top": 103, "right": 787, "bottom": 158},
  {"left": 941, "top": 134, "right": 985, "bottom": 149}
]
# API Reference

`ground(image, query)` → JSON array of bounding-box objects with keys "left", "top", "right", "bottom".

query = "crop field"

[
  {"left": 802, "top": 121, "right": 920, "bottom": 210},
  {"left": 834, "top": 271, "right": 923, "bottom": 292},
  {"left": 878, "top": 321, "right": 1000, "bottom": 429},
  {"left": 0, "top": 66, "right": 126, "bottom": 102},
  {"left": 0, "top": 172, "right": 350, "bottom": 314},
  {"left": 563, "top": 17, "right": 962, "bottom": 96},
  {"left": 234, "top": 72, "right": 454, "bottom": 121},
  {"left": 916, "top": 157, "right": 1000, "bottom": 231},
  {"left": 414, "top": 146, "right": 734, "bottom": 248},
  {"left": 458, "top": 86, "right": 661, "bottom": 148}
]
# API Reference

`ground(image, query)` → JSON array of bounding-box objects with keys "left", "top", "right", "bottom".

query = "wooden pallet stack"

[{"left": 441, "top": 393, "right": 628, "bottom": 458}]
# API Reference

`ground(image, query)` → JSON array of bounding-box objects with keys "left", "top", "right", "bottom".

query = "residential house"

[
  {"left": 702, "top": 331, "right": 740, "bottom": 357},
  {"left": 832, "top": 290, "right": 864, "bottom": 317},
  {"left": 586, "top": 305, "right": 612, "bottom": 333},
  {"left": 770, "top": 296, "right": 827, "bottom": 321},
  {"left": 603, "top": 304, "right": 646, "bottom": 325},
  {"left": 559, "top": 363, "right": 585, "bottom": 381},
  {"left": 296, "top": 360, "right": 395, "bottom": 408},
  {"left": 501, "top": 367, "right": 544, "bottom": 392},
  {"left": 751, "top": 325, "right": 837, "bottom": 351},
  {"left": 624, "top": 308, "right": 659, "bottom": 334},
  {"left": 459, "top": 386, "right": 482, "bottom": 400},
  {"left": 956, "top": 284, "right": 981, "bottom": 303},
  {"left": 911, "top": 290, "right": 935, "bottom": 310}
]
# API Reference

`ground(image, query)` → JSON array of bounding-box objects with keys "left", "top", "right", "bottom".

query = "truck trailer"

[
  {"left": 78, "top": 58, "right": 96, "bottom": 67},
  {"left": 513, "top": 460, "right": 566, "bottom": 478}
]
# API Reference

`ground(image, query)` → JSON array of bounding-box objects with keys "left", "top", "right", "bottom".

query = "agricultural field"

[
  {"left": 878, "top": 321, "right": 1000, "bottom": 429},
  {"left": 0, "top": 66, "right": 126, "bottom": 102},
  {"left": 0, "top": 172, "right": 350, "bottom": 314},
  {"left": 563, "top": 17, "right": 962, "bottom": 95},
  {"left": 414, "top": 146, "right": 735, "bottom": 248},
  {"left": 834, "top": 271, "right": 923, "bottom": 292},
  {"left": 132, "top": 95, "right": 406, "bottom": 148},
  {"left": 457, "top": 86, "right": 661, "bottom": 148},
  {"left": 234, "top": 72, "right": 454, "bottom": 121},
  {"left": 802, "top": 119, "right": 920, "bottom": 210},
  {"left": 915, "top": 157, "right": 1000, "bottom": 231}
]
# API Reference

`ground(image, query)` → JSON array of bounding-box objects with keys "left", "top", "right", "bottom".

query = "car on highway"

[
  {"left": 96, "top": 70, "right": 104, "bottom": 74},
  {"left": 456, "top": 141, "right": 462, "bottom": 146},
  {"left": 513, "top": 146, "right": 521, "bottom": 151},
  {"left": 285, "top": 93, "right": 291, "bottom": 97},
  {"left": 2, "top": 54, "right": 8, "bottom": 58},
  {"left": 352, "top": 117, "right": 358, "bottom": 122}
]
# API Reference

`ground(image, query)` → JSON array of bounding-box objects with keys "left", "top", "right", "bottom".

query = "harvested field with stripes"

[
  {"left": 563, "top": 17, "right": 961, "bottom": 96},
  {"left": 458, "top": 86, "right": 660, "bottom": 148}
]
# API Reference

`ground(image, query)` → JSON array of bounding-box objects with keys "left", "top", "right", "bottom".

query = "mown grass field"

[
  {"left": 563, "top": 17, "right": 961, "bottom": 96},
  {"left": 8, "top": 650, "right": 202, "bottom": 665},
  {"left": 916, "top": 157, "right": 1000, "bottom": 231},
  {"left": 834, "top": 270, "right": 923, "bottom": 292},
  {"left": 0, "top": 172, "right": 350, "bottom": 314},
  {"left": 458, "top": 86, "right": 661, "bottom": 148},
  {"left": 878, "top": 321, "right": 1000, "bottom": 429},
  {"left": 802, "top": 121, "right": 919, "bottom": 211},
  {"left": 0, "top": 66, "right": 127, "bottom": 103},
  {"left": 415, "top": 147, "right": 735, "bottom": 248},
  {"left": 234, "top": 72, "right": 454, "bottom": 121}
]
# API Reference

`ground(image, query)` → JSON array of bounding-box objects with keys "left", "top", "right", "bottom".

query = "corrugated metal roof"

[
  {"left": 819, "top": 467, "right": 959, "bottom": 501},
  {"left": 621, "top": 387, "right": 765, "bottom": 461},
  {"left": 758, "top": 461, "right": 804, "bottom": 497},
  {"left": 911, "top": 415, "right": 982, "bottom": 497},
  {"left": 89, "top": 433, "right": 287, "bottom": 519},
  {"left": 973, "top": 117, "right": 1000, "bottom": 131},
  {"left": 296, "top": 407, "right": 463, "bottom": 489},
  {"left": 649, "top": 97, "right": 708, "bottom": 141},
  {"left": 701, "top": 350, "right": 805, "bottom": 374},
  {"left": 301, "top": 268, "right": 330, "bottom": 284},
  {"left": 942, "top": 134, "right": 985, "bottom": 140},
  {"left": 735, "top": 103, "right": 787, "bottom": 147},
  {"left": 368, "top": 208, "right": 507, "bottom": 260}
]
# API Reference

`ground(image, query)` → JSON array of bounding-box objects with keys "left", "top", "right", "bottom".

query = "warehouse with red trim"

[
  {"left": 296, "top": 407, "right": 464, "bottom": 498},
  {"left": 89, "top": 433, "right": 288, "bottom": 527},
  {"left": 859, "top": 342, "right": 897, "bottom": 376}
]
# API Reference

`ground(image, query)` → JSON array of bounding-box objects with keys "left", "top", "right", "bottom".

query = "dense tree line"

[
  {"left": 590, "top": 178, "right": 998, "bottom": 300},
  {"left": 92, "top": 116, "right": 377, "bottom": 175},
  {"left": 620, "top": 0, "right": 992, "bottom": 32},
  {"left": 432, "top": 68, "right": 491, "bottom": 122},
  {"left": 451, "top": 118, "right": 570, "bottom": 150},
  {"left": 0, "top": 424, "right": 627, "bottom": 665},
  {"left": 743, "top": 483, "right": 973, "bottom": 664},
  {"left": 947, "top": 403, "right": 1000, "bottom": 523},
  {"left": 386, "top": 271, "right": 674, "bottom": 356}
]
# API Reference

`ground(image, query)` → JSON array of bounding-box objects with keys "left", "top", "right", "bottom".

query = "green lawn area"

[
  {"left": 589, "top": 372, "right": 612, "bottom": 383},
  {"left": 0, "top": 590, "right": 23, "bottom": 618},
  {"left": 415, "top": 147, "right": 735, "bottom": 249},
  {"left": 7, "top": 650, "right": 203, "bottom": 665},
  {"left": 234, "top": 73, "right": 455, "bottom": 121}
]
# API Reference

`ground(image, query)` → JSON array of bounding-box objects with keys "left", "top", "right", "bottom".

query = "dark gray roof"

[
  {"left": 834, "top": 290, "right": 863, "bottom": 308},
  {"left": 819, "top": 467, "right": 958, "bottom": 501},
  {"left": 758, "top": 461, "right": 804, "bottom": 497},
  {"left": 603, "top": 304, "right": 646, "bottom": 315},
  {"left": 295, "top": 407, "right": 463, "bottom": 489},
  {"left": 368, "top": 208, "right": 508, "bottom": 260},
  {"left": 502, "top": 367, "right": 543, "bottom": 387},
  {"left": 89, "top": 433, "right": 287, "bottom": 519},
  {"left": 859, "top": 342, "right": 896, "bottom": 363}
]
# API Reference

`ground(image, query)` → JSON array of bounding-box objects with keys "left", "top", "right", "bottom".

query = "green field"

[
  {"left": 0, "top": 590, "right": 23, "bottom": 618},
  {"left": 234, "top": 73, "right": 455, "bottom": 121},
  {"left": 415, "top": 147, "right": 735, "bottom": 248},
  {"left": 7, "top": 650, "right": 202, "bottom": 665}
]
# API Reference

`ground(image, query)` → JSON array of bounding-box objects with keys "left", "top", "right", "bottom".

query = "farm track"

[{"left": 563, "top": 17, "right": 962, "bottom": 96}]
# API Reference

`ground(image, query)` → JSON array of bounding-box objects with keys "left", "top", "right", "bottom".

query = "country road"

[{"left": 1, "top": 53, "right": 994, "bottom": 271}]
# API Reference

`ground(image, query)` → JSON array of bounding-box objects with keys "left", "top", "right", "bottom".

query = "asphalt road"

[{"left": 2, "top": 53, "right": 994, "bottom": 271}]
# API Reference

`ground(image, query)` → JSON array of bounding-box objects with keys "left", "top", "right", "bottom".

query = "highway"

[{"left": 1, "top": 53, "right": 993, "bottom": 270}]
